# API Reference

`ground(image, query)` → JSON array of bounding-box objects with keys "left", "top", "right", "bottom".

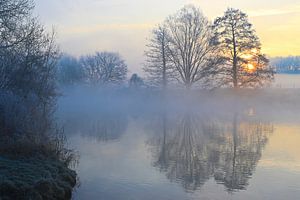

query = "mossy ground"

[{"left": 0, "top": 155, "right": 77, "bottom": 200}]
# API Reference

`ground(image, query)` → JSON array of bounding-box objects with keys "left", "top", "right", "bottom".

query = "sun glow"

[
  {"left": 241, "top": 49, "right": 259, "bottom": 73},
  {"left": 247, "top": 64, "right": 255, "bottom": 70},
  {"left": 246, "top": 63, "right": 256, "bottom": 73}
]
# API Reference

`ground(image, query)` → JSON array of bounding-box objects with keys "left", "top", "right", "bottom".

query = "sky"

[{"left": 35, "top": 0, "right": 300, "bottom": 74}]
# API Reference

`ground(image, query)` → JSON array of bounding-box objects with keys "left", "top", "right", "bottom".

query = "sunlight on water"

[{"left": 259, "top": 125, "right": 300, "bottom": 172}]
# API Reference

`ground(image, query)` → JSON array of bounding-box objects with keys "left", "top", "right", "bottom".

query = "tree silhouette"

[
  {"left": 144, "top": 25, "right": 174, "bottom": 89},
  {"left": 212, "top": 8, "right": 274, "bottom": 88},
  {"left": 129, "top": 73, "right": 144, "bottom": 89},
  {"left": 80, "top": 52, "right": 127, "bottom": 86},
  {"left": 165, "top": 5, "right": 221, "bottom": 89}
]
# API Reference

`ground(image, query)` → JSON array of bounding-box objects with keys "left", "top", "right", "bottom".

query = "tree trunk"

[{"left": 232, "top": 24, "right": 238, "bottom": 89}]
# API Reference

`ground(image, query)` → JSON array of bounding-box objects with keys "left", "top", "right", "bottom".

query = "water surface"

[{"left": 58, "top": 87, "right": 300, "bottom": 200}]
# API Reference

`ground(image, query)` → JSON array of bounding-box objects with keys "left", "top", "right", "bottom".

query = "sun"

[
  {"left": 245, "top": 63, "right": 256, "bottom": 73},
  {"left": 247, "top": 63, "right": 255, "bottom": 71}
]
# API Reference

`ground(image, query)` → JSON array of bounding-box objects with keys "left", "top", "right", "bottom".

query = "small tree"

[
  {"left": 144, "top": 25, "right": 173, "bottom": 90},
  {"left": 212, "top": 8, "right": 274, "bottom": 88},
  {"left": 80, "top": 52, "right": 127, "bottom": 86},
  {"left": 165, "top": 5, "right": 221, "bottom": 89},
  {"left": 129, "top": 73, "right": 144, "bottom": 89}
]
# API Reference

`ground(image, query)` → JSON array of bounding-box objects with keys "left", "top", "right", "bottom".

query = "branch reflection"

[{"left": 150, "top": 112, "right": 273, "bottom": 192}]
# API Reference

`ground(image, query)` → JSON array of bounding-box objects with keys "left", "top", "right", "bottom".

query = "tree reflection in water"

[
  {"left": 87, "top": 112, "right": 128, "bottom": 142},
  {"left": 63, "top": 111, "right": 129, "bottom": 142},
  {"left": 149, "top": 112, "right": 273, "bottom": 192}
]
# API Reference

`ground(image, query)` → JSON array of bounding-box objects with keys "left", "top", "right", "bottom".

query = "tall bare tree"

[
  {"left": 165, "top": 5, "right": 221, "bottom": 89},
  {"left": 80, "top": 52, "right": 127, "bottom": 86},
  {"left": 212, "top": 8, "right": 274, "bottom": 88},
  {"left": 144, "top": 25, "right": 173, "bottom": 89}
]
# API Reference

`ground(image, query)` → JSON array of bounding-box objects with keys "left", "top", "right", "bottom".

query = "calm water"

[{"left": 58, "top": 77, "right": 300, "bottom": 200}]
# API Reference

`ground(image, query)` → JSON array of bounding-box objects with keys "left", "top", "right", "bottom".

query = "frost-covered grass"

[
  {"left": 0, "top": 126, "right": 78, "bottom": 199},
  {"left": 0, "top": 155, "right": 77, "bottom": 200}
]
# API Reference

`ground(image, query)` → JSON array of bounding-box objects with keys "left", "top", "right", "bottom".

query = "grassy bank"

[
  {"left": 0, "top": 154, "right": 77, "bottom": 200},
  {"left": 0, "top": 131, "right": 78, "bottom": 200}
]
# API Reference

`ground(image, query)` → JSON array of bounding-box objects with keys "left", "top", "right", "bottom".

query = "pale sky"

[{"left": 35, "top": 0, "right": 300, "bottom": 74}]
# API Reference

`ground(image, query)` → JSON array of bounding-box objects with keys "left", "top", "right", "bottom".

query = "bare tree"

[
  {"left": 80, "top": 52, "right": 127, "bottom": 86},
  {"left": 0, "top": 0, "right": 59, "bottom": 138},
  {"left": 0, "top": 0, "right": 33, "bottom": 49},
  {"left": 7, "top": 24, "right": 59, "bottom": 103},
  {"left": 0, "top": 0, "right": 59, "bottom": 102},
  {"left": 0, "top": 0, "right": 33, "bottom": 89},
  {"left": 165, "top": 5, "right": 221, "bottom": 89},
  {"left": 212, "top": 8, "right": 274, "bottom": 88},
  {"left": 0, "top": 2, "right": 76, "bottom": 181},
  {"left": 144, "top": 25, "right": 173, "bottom": 89}
]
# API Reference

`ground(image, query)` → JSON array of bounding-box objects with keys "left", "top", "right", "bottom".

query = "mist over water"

[
  {"left": 2, "top": 1, "right": 300, "bottom": 199},
  {"left": 55, "top": 82, "right": 300, "bottom": 200}
]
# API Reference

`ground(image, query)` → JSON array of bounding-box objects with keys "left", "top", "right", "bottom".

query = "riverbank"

[{"left": 0, "top": 154, "right": 77, "bottom": 200}]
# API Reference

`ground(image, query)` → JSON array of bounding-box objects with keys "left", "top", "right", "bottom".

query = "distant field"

[{"left": 273, "top": 74, "right": 300, "bottom": 88}]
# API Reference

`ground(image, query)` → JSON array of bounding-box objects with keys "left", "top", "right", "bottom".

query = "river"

[{"left": 57, "top": 74, "right": 300, "bottom": 200}]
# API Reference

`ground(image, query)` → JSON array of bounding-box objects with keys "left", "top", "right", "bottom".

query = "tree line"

[
  {"left": 57, "top": 52, "right": 148, "bottom": 89},
  {"left": 271, "top": 56, "right": 300, "bottom": 74},
  {"left": 56, "top": 52, "right": 128, "bottom": 86},
  {"left": 57, "top": 5, "right": 274, "bottom": 89}
]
